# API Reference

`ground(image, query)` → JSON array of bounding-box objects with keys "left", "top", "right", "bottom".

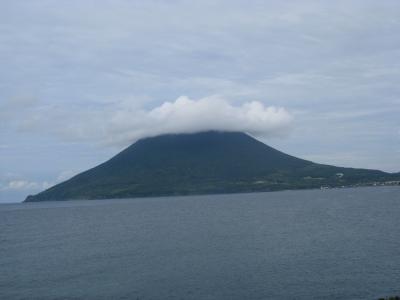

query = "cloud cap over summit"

[
  {"left": 3, "top": 95, "right": 292, "bottom": 147},
  {"left": 112, "top": 96, "right": 292, "bottom": 145}
]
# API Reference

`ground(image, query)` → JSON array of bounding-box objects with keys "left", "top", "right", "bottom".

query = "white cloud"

[
  {"left": 0, "top": 169, "right": 77, "bottom": 196},
  {"left": 1, "top": 180, "right": 51, "bottom": 191},
  {"left": 9, "top": 95, "right": 292, "bottom": 147},
  {"left": 128, "top": 96, "right": 292, "bottom": 141}
]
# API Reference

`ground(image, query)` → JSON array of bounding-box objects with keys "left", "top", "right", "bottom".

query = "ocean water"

[{"left": 1, "top": 187, "right": 399, "bottom": 300}]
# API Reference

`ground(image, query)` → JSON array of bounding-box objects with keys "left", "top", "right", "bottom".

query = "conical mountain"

[{"left": 25, "top": 131, "right": 398, "bottom": 201}]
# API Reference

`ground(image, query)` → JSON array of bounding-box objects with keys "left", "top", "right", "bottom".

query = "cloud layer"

[
  {"left": 145, "top": 96, "right": 292, "bottom": 139},
  {"left": 3, "top": 95, "right": 292, "bottom": 147},
  {"left": 0, "top": 180, "right": 51, "bottom": 191},
  {"left": 104, "top": 96, "right": 292, "bottom": 145}
]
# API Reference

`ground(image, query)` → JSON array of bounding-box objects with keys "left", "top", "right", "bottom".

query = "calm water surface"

[{"left": 1, "top": 187, "right": 399, "bottom": 300}]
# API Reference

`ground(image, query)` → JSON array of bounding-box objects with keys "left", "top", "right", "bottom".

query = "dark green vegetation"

[
  {"left": 25, "top": 131, "right": 400, "bottom": 201},
  {"left": 379, "top": 297, "right": 400, "bottom": 300}
]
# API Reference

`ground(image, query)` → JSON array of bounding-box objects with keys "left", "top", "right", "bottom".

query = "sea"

[{"left": 1, "top": 186, "right": 399, "bottom": 300}]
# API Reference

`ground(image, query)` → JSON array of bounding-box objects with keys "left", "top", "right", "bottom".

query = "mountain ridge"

[{"left": 25, "top": 131, "right": 399, "bottom": 202}]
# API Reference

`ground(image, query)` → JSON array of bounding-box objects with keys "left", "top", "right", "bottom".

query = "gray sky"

[{"left": 1, "top": 0, "right": 399, "bottom": 203}]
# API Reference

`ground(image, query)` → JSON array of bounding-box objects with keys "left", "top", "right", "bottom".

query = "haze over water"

[{"left": 1, "top": 187, "right": 399, "bottom": 300}]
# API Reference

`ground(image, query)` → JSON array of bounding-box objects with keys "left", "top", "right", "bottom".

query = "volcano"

[{"left": 25, "top": 131, "right": 398, "bottom": 201}]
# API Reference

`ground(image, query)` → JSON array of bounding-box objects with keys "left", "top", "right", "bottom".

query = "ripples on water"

[{"left": 1, "top": 187, "right": 399, "bottom": 300}]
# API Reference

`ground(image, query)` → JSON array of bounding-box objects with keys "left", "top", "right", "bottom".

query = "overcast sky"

[{"left": 1, "top": 0, "right": 399, "bottom": 203}]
